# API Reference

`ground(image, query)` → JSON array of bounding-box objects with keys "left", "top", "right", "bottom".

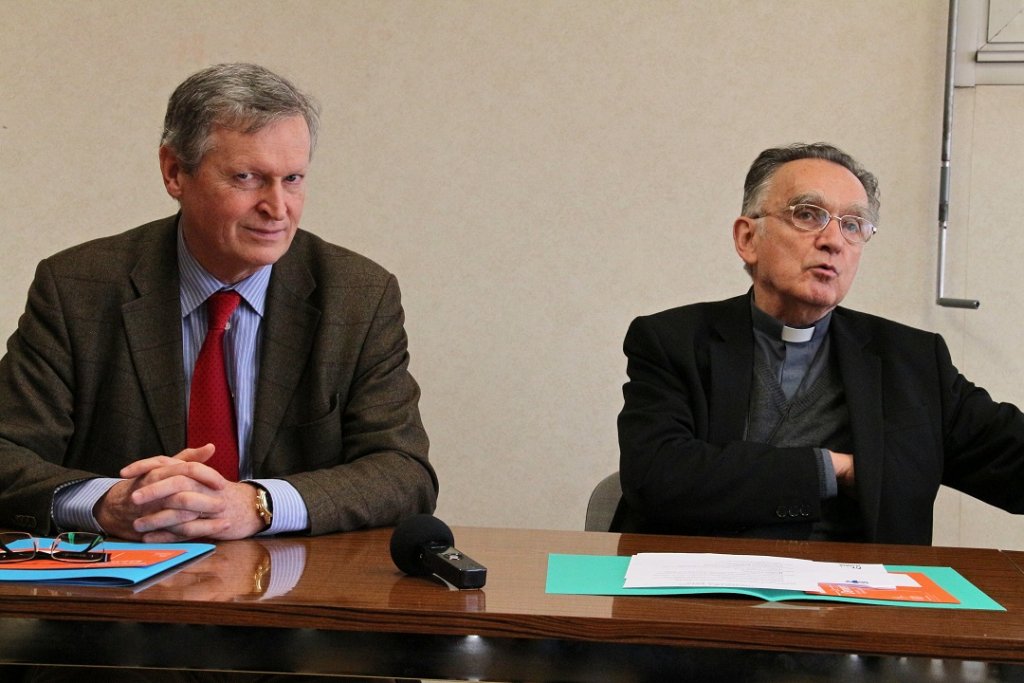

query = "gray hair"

[
  {"left": 161, "top": 63, "right": 320, "bottom": 172},
  {"left": 741, "top": 142, "right": 880, "bottom": 223}
]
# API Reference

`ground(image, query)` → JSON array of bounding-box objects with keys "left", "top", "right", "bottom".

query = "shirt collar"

[
  {"left": 177, "top": 225, "right": 272, "bottom": 318},
  {"left": 749, "top": 296, "right": 832, "bottom": 344}
]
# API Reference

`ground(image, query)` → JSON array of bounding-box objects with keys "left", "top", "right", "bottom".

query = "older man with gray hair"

[
  {"left": 616, "top": 142, "right": 1024, "bottom": 544},
  {"left": 0, "top": 63, "right": 437, "bottom": 542}
]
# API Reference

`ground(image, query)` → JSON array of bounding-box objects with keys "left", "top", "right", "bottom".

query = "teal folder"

[{"left": 545, "top": 554, "right": 1004, "bottom": 611}]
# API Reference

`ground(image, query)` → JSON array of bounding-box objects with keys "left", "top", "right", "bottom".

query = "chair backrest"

[{"left": 585, "top": 471, "right": 621, "bottom": 532}]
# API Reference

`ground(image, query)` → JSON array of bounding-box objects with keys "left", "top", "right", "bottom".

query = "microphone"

[{"left": 389, "top": 514, "right": 487, "bottom": 589}]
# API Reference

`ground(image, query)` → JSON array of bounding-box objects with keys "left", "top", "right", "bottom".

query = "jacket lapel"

[
  {"left": 122, "top": 218, "right": 187, "bottom": 456},
  {"left": 831, "top": 309, "right": 884, "bottom": 540},
  {"left": 707, "top": 296, "right": 755, "bottom": 443},
  {"left": 250, "top": 242, "right": 320, "bottom": 472}
]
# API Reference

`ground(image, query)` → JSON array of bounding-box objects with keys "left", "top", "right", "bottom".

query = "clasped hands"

[{"left": 94, "top": 444, "right": 264, "bottom": 543}]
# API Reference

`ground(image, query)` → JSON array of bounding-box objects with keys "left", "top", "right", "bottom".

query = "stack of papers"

[{"left": 624, "top": 552, "right": 918, "bottom": 592}]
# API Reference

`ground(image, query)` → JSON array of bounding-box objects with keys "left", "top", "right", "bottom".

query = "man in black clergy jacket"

[{"left": 615, "top": 142, "right": 1024, "bottom": 544}]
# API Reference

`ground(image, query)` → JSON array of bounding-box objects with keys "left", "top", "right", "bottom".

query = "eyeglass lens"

[
  {"left": 0, "top": 532, "right": 37, "bottom": 563},
  {"left": 51, "top": 532, "right": 106, "bottom": 563},
  {"left": 790, "top": 204, "right": 872, "bottom": 243}
]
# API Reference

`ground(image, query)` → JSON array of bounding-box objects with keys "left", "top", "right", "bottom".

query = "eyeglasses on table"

[{"left": 0, "top": 531, "right": 107, "bottom": 564}]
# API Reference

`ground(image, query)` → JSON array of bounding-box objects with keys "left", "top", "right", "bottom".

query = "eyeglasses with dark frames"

[
  {"left": 0, "top": 532, "right": 108, "bottom": 564},
  {"left": 752, "top": 203, "right": 876, "bottom": 245}
]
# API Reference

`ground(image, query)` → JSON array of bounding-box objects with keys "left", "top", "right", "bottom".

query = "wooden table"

[{"left": 0, "top": 527, "right": 1023, "bottom": 681}]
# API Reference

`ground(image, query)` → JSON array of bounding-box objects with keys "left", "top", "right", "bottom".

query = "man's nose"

[
  {"left": 259, "top": 183, "right": 287, "bottom": 220},
  {"left": 816, "top": 215, "right": 845, "bottom": 250}
]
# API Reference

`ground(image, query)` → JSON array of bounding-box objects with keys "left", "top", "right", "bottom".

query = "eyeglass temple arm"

[{"left": 937, "top": 0, "right": 979, "bottom": 310}]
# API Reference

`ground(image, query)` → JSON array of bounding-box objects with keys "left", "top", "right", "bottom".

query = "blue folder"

[{"left": 0, "top": 539, "right": 215, "bottom": 586}]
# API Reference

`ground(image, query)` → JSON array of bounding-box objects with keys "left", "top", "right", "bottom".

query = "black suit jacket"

[
  {"left": 0, "top": 216, "right": 437, "bottom": 535},
  {"left": 615, "top": 294, "right": 1024, "bottom": 544}
]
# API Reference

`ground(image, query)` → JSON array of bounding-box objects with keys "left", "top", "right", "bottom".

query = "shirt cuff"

[
  {"left": 52, "top": 478, "right": 120, "bottom": 533},
  {"left": 246, "top": 479, "right": 310, "bottom": 535},
  {"left": 262, "top": 542, "right": 307, "bottom": 599},
  {"left": 816, "top": 449, "right": 838, "bottom": 499}
]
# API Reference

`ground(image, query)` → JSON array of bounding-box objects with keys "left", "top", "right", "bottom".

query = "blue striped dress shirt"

[{"left": 53, "top": 229, "right": 309, "bottom": 535}]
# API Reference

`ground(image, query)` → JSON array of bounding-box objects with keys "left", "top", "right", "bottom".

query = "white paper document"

[{"left": 623, "top": 553, "right": 919, "bottom": 592}]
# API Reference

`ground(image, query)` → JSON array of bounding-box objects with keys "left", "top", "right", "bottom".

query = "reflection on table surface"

[{"left": 0, "top": 526, "right": 1022, "bottom": 680}]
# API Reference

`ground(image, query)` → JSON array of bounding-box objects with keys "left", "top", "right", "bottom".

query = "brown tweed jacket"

[{"left": 0, "top": 215, "right": 437, "bottom": 535}]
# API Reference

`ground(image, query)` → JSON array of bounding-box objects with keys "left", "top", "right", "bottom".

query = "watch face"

[{"left": 256, "top": 489, "right": 272, "bottom": 525}]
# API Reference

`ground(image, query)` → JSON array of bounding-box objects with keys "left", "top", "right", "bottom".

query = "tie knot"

[{"left": 206, "top": 291, "right": 242, "bottom": 331}]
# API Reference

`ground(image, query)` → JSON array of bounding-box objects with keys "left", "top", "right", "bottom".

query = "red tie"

[{"left": 188, "top": 291, "right": 242, "bottom": 481}]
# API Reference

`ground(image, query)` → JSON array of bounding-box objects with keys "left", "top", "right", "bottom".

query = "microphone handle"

[{"left": 421, "top": 542, "right": 487, "bottom": 589}]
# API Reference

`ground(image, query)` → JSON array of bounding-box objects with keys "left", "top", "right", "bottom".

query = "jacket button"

[{"left": 775, "top": 506, "right": 788, "bottom": 518}]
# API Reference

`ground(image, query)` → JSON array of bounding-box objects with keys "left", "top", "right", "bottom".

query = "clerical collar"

[
  {"left": 750, "top": 299, "right": 832, "bottom": 344},
  {"left": 782, "top": 325, "right": 814, "bottom": 343}
]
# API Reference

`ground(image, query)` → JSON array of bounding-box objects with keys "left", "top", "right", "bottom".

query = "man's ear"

[
  {"left": 159, "top": 145, "right": 186, "bottom": 200},
  {"left": 733, "top": 216, "right": 759, "bottom": 270}
]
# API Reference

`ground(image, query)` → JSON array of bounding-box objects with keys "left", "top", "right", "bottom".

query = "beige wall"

[
  {"left": 1, "top": 0, "right": 1021, "bottom": 547},
  {"left": 933, "top": 84, "right": 1024, "bottom": 549}
]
